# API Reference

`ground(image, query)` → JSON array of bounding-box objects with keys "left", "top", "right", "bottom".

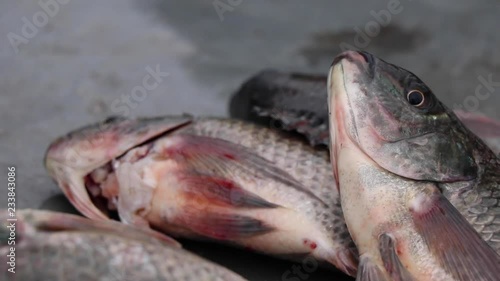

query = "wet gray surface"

[{"left": 1, "top": 1, "right": 499, "bottom": 280}]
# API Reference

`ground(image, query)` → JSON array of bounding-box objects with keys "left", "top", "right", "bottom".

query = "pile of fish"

[
  {"left": 3, "top": 51, "right": 500, "bottom": 280},
  {"left": 327, "top": 51, "right": 500, "bottom": 280},
  {"left": 42, "top": 114, "right": 358, "bottom": 275}
]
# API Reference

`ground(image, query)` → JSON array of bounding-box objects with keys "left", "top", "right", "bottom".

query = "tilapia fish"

[
  {"left": 230, "top": 69, "right": 500, "bottom": 153},
  {"left": 44, "top": 116, "right": 357, "bottom": 275},
  {"left": 0, "top": 209, "right": 246, "bottom": 281},
  {"left": 328, "top": 50, "right": 500, "bottom": 280}
]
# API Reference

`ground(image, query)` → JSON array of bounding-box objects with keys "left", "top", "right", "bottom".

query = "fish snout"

[
  {"left": 331, "top": 50, "right": 375, "bottom": 79},
  {"left": 331, "top": 50, "right": 368, "bottom": 65}
]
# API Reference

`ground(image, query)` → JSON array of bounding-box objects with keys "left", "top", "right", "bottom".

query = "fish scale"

[
  {"left": 0, "top": 209, "right": 247, "bottom": 281},
  {"left": 458, "top": 167, "right": 500, "bottom": 248},
  {"left": 44, "top": 115, "right": 358, "bottom": 276},
  {"left": 438, "top": 138, "right": 500, "bottom": 251},
  {"left": 174, "top": 117, "right": 352, "bottom": 249}
]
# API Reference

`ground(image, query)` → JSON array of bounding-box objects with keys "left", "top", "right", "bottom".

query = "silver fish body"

[
  {"left": 44, "top": 116, "right": 357, "bottom": 276},
  {"left": 0, "top": 209, "right": 247, "bottom": 281},
  {"left": 328, "top": 50, "right": 500, "bottom": 280}
]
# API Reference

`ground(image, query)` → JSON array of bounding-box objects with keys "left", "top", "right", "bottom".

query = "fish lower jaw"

[{"left": 329, "top": 97, "right": 356, "bottom": 186}]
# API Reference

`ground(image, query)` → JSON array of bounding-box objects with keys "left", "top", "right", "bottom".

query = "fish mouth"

[
  {"left": 331, "top": 51, "right": 375, "bottom": 79},
  {"left": 328, "top": 50, "right": 374, "bottom": 136},
  {"left": 329, "top": 51, "right": 417, "bottom": 148},
  {"left": 44, "top": 115, "right": 193, "bottom": 222},
  {"left": 45, "top": 160, "right": 110, "bottom": 221}
]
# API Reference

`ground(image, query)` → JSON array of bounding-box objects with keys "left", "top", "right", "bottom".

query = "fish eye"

[{"left": 406, "top": 90, "right": 425, "bottom": 107}]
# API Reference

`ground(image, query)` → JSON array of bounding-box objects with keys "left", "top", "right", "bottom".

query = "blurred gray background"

[{"left": 1, "top": 0, "right": 499, "bottom": 280}]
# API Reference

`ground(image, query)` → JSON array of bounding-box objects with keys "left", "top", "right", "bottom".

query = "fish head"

[
  {"left": 328, "top": 50, "right": 477, "bottom": 182},
  {"left": 44, "top": 115, "right": 192, "bottom": 220}
]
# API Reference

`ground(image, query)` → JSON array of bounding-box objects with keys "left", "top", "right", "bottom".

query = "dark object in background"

[
  {"left": 229, "top": 70, "right": 500, "bottom": 154},
  {"left": 229, "top": 70, "right": 330, "bottom": 147}
]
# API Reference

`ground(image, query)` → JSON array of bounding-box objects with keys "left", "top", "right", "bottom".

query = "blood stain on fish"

[
  {"left": 303, "top": 239, "right": 317, "bottom": 250},
  {"left": 223, "top": 153, "right": 236, "bottom": 160}
]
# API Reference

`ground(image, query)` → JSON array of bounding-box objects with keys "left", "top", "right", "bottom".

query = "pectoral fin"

[
  {"left": 378, "top": 234, "right": 415, "bottom": 281},
  {"left": 356, "top": 255, "right": 390, "bottom": 281},
  {"left": 411, "top": 193, "right": 500, "bottom": 280},
  {"left": 178, "top": 173, "right": 279, "bottom": 208},
  {"left": 150, "top": 163, "right": 279, "bottom": 240},
  {"left": 156, "top": 134, "right": 325, "bottom": 203},
  {"left": 179, "top": 211, "right": 274, "bottom": 240},
  {"left": 166, "top": 172, "right": 277, "bottom": 240},
  {"left": 354, "top": 234, "right": 414, "bottom": 281}
]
